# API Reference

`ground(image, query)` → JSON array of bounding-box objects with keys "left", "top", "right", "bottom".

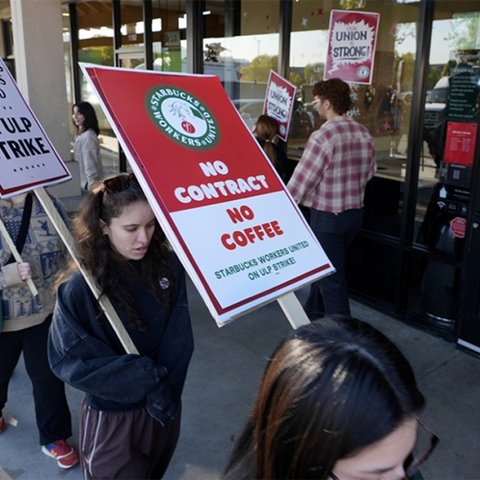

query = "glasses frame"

[{"left": 328, "top": 418, "right": 438, "bottom": 480}]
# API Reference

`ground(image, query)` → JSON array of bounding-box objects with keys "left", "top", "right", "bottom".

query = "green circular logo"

[{"left": 146, "top": 86, "right": 220, "bottom": 150}]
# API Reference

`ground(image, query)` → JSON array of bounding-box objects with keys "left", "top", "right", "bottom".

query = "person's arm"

[
  {"left": 287, "top": 134, "right": 329, "bottom": 204},
  {"left": 48, "top": 276, "right": 166, "bottom": 404},
  {"left": 146, "top": 261, "right": 194, "bottom": 424}
]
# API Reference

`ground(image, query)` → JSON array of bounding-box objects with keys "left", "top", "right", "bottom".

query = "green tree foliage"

[
  {"left": 446, "top": 13, "right": 480, "bottom": 51},
  {"left": 78, "top": 47, "right": 114, "bottom": 66},
  {"left": 288, "top": 71, "right": 303, "bottom": 87},
  {"left": 304, "top": 63, "right": 324, "bottom": 84},
  {"left": 240, "top": 55, "right": 277, "bottom": 82}
]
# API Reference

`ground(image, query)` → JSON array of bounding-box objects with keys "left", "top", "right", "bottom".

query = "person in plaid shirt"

[{"left": 288, "top": 78, "right": 376, "bottom": 318}]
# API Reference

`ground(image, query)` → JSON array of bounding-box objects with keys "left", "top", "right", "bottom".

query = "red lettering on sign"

[{"left": 220, "top": 220, "right": 284, "bottom": 250}]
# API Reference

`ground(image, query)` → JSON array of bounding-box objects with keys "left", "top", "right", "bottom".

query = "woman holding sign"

[
  {"left": 0, "top": 192, "right": 78, "bottom": 469},
  {"left": 48, "top": 173, "right": 194, "bottom": 479}
]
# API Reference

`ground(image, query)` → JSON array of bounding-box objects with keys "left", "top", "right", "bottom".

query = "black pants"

[
  {"left": 0, "top": 316, "right": 72, "bottom": 445},
  {"left": 305, "top": 208, "right": 364, "bottom": 318}
]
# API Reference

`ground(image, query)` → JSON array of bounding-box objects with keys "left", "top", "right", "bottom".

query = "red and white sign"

[
  {"left": 82, "top": 64, "right": 334, "bottom": 326},
  {"left": 444, "top": 121, "right": 477, "bottom": 167},
  {"left": 324, "top": 10, "right": 380, "bottom": 84},
  {"left": 263, "top": 71, "right": 296, "bottom": 141},
  {"left": 450, "top": 217, "right": 467, "bottom": 239},
  {"left": 0, "top": 59, "right": 71, "bottom": 198}
]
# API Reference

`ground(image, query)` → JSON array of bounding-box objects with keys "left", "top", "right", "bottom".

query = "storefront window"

[
  {"left": 409, "top": 4, "right": 480, "bottom": 328},
  {"left": 76, "top": 1, "right": 118, "bottom": 176},
  {"left": 415, "top": 7, "right": 480, "bottom": 251},
  {"left": 152, "top": 0, "right": 187, "bottom": 72},
  {"left": 62, "top": 5, "right": 74, "bottom": 126},
  {"left": 117, "top": 0, "right": 144, "bottom": 69},
  {"left": 288, "top": 0, "right": 420, "bottom": 239},
  {"left": 204, "top": 0, "right": 280, "bottom": 131}
]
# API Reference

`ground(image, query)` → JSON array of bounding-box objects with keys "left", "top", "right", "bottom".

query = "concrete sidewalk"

[{"left": 0, "top": 282, "right": 479, "bottom": 479}]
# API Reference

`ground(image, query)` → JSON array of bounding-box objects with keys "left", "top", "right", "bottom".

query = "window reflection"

[
  {"left": 152, "top": 0, "right": 187, "bottom": 72},
  {"left": 76, "top": 1, "right": 118, "bottom": 176},
  {"left": 288, "top": 0, "right": 418, "bottom": 239},
  {"left": 204, "top": 0, "right": 280, "bottom": 131},
  {"left": 412, "top": 5, "right": 480, "bottom": 329}
]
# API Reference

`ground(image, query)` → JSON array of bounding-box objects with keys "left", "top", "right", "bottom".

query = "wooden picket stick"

[
  {"left": 276, "top": 292, "right": 310, "bottom": 329},
  {"left": 34, "top": 187, "right": 139, "bottom": 355},
  {"left": 0, "top": 218, "right": 38, "bottom": 297}
]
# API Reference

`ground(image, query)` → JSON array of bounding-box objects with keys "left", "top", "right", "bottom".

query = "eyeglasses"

[
  {"left": 329, "top": 419, "right": 438, "bottom": 480},
  {"left": 103, "top": 173, "right": 136, "bottom": 194}
]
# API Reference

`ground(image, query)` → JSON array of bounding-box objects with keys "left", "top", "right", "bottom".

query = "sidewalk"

[{"left": 0, "top": 282, "right": 479, "bottom": 479}]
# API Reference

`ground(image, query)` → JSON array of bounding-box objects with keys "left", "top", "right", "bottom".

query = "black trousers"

[
  {"left": 0, "top": 316, "right": 72, "bottom": 445},
  {"left": 305, "top": 208, "right": 364, "bottom": 318}
]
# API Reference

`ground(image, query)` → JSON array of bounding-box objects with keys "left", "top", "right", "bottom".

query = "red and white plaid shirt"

[{"left": 287, "top": 116, "right": 376, "bottom": 213}]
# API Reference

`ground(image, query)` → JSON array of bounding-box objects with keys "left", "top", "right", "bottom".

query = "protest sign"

[
  {"left": 82, "top": 64, "right": 334, "bottom": 326},
  {"left": 324, "top": 10, "right": 380, "bottom": 84},
  {"left": 0, "top": 58, "right": 137, "bottom": 354},
  {"left": 0, "top": 59, "right": 71, "bottom": 197},
  {"left": 263, "top": 71, "right": 296, "bottom": 141}
]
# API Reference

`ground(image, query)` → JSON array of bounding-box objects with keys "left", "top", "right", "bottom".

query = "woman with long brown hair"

[{"left": 48, "top": 173, "right": 193, "bottom": 479}]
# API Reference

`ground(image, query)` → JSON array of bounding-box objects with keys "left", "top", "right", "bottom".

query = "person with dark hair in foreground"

[{"left": 224, "top": 315, "right": 438, "bottom": 480}]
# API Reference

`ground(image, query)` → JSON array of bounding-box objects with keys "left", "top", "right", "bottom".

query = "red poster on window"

[
  {"left": 324, "top": 10, "right": 380, "bottom": 84},
  {"left": 444, "top": 121, "right": 477, "bottom": 166}
]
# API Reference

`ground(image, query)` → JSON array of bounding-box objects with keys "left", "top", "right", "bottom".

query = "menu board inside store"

[{"left": 445, "top": 50, "right": 480, "bottom": 122}]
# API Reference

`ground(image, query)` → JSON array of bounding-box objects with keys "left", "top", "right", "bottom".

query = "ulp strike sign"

[
  {"left": 0, "top": 59, "right": 71, "bottom": 197},
  {"left": 82, "top": 65, "right": 333, "bottom": 326}
]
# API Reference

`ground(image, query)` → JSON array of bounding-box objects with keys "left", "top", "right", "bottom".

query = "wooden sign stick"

[
  {"left": 0, "top": 218, "right": 38, "bottom": 297},
  {"left": 34, "top": 187, "right": 139, "bottom": 355},
  {"left": 276, "top": 292, "right": 310, "bottom": 329}
]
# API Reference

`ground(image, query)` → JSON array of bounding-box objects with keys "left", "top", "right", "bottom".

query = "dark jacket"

[{"left": 48, "top": 258, "right": 193, "bottom": 425}]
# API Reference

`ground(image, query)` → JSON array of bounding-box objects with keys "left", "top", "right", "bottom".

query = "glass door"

[{"left": 407, "top": 2, "right": 480, "bottom": 343}]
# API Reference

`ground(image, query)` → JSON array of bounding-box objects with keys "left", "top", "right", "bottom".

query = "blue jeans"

[{"left": 305, "top": 208, "right": 364, "bottom": 318}]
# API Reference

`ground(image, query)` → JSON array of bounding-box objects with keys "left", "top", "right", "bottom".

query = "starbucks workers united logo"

[{"left": 146, "top": 86, "right": 220, "bottom": 150}]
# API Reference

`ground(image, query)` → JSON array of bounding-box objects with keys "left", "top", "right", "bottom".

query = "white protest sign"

[
  {"left": 0, "top": 59, "right": 71, "bottom": 198},
  {"left": 324, "top": 10, "right": 380, "bottom": 84},
  {"left": 263, "top": 71, "right": 296, "bottom": 141}
]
